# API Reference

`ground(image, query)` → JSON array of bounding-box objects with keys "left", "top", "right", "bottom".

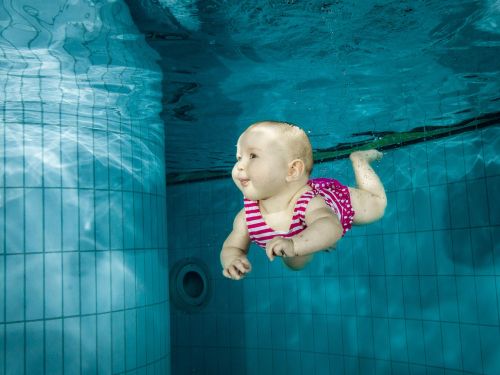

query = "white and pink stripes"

[
  {"left": 243, "top": 178, "right": 355, "bottom": 249},
  {"left": 243, "top": 192, "right": 313, "bottom": 248}
]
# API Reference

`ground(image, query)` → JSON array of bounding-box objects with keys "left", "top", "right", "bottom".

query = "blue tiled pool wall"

[
  {"left": 167, "top": 127, "right": 500, "bottom": 375},
  {"left": 0, "top": 1, "right": 171, "bottom": 374}
]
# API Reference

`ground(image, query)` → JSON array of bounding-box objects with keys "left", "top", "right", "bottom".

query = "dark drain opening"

[
  {"left": 183, "top": 271, "right": 204, "bottom": 299},
  {"left": 170, "top": 258, "right": 211, "bottom": 312}
]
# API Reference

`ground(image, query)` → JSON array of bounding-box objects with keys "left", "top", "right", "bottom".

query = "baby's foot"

[{"left": 349, "top": 149, "right": 383, "bottom": 164}]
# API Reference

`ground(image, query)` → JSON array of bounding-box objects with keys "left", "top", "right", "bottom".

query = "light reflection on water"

[
  {"left": 1, "top": 0, "right": 168, "bottom": 373},
  {"left": 0, "top": 1, "right": 165, "bottom": 192}
]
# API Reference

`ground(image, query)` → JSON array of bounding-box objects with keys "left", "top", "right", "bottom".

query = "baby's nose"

[{"left": 236, "top": 160, "right": 245, "bottom": 170}]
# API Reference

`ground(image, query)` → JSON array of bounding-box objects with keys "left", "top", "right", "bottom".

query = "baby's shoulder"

[{"left": 232, "top": 208, "right": 249, "bottom": 234}]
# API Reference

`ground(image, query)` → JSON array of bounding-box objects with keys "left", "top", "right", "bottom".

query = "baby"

[{"left": 220, "top": 121, "right": 387, "bottom": 280}]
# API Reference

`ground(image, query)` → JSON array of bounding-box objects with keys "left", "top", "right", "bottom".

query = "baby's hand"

[
  {"left": 265, "top": 237, "right": 296, "bottom": 261},
  {"left": 222, "top": 257, "right": 252, "bottom": 280}
]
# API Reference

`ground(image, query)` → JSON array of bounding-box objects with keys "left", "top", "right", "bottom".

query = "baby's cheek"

[
  {"left": 231, "top": 166, "right": 238, "bottom": 180},
  {"left": 266, "top": 173, "right": 283, "bottom": 186},
  {"left": 230, "top": 175, "right": 240, "bottom": 189}
]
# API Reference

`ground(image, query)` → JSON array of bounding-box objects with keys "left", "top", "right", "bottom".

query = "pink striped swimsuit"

[{"left": 244, "top": 178, "right": 355, "bottom": 249}]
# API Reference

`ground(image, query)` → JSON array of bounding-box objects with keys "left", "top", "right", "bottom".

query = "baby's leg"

[{"left": 348, "top": 150, "right": 387, "bottom": 225}]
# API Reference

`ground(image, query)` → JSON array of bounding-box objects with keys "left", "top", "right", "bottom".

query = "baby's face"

[{"left": 232, "top": 127, "right": 290, "bottom": 200}]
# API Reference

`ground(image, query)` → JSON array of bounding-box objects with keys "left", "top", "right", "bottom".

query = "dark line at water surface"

[{"left": 167, "top": 111, "right": 500, "bottom": 185}]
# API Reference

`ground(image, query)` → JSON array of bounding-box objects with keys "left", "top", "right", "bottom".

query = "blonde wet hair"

[{"left": 246, "top": 121, "right": 314, "bottom": 176}]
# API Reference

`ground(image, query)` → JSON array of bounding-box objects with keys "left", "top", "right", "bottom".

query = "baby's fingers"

[
  {"left": 265, "top": 239, "right": 279, "bottom": 261},
  {"left": 235, "top": 259, "right": 251, "bottom": 273},
  {"left": 265, "top": 246, "right": 274, "bottom": 261},
  {"left": 223, "top": 260, "right": 251, "bottom": 280},
  {"left": 223, "top": 266, "right": 241, "bottom": 280},
  {"left": 267, "top": 239, "right": 288, "bottom": 261}
]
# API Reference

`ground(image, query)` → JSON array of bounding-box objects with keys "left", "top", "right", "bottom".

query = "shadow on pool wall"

[
  {"left": 124, "top": 1, "right": 251, "bottom": 372},
  {"left": 166, "top": 126, "right": 499, "bottom": 374},
  {"left": 124, "top": 0, "right": 245, "bottom": 175}
]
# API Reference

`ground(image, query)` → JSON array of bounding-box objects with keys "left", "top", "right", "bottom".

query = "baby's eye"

[
  {"left": 249, "top": 153, "right": 257, "bottom": 159},
  {"left": 236, "top": 155, "right": 241, "bottom": 161}
]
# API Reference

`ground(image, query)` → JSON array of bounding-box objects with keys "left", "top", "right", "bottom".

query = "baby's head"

[
  {"left": 232, "top": 121, "right": 313, "bottom": 200},
  {"left": 243, "top": 121, "right": 314, "bottom": 176}
]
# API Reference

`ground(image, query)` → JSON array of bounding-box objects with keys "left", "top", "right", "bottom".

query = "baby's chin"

[
  {"left": 244, "top": 192, "right": 268, "bottom": 202},
  {"left": 236, "top": 186, "right": 260, "bottom": 201}
]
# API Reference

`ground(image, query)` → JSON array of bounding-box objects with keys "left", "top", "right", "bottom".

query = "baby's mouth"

[{"left": 239, "top": 179, "right": 250, "bottom": 187}]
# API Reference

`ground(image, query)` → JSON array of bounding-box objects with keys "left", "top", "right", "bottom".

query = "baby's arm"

[
  {"left": 220, "top": 209, "right": 252, "bottom": 280},
  {"left": 266, "top": 196, "right": 343, "bottom": 260},
  {"left": 296, "top": 197, "right": 344, "bottom": 254}
]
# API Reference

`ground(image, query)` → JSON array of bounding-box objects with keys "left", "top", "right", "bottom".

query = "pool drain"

[{"left": 169, "top": 258, "right": 211, "bottom": 312}]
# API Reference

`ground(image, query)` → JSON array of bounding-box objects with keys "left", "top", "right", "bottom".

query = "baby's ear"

[{"left": 286, "top": 159, "right": 305, "bottom": 181}]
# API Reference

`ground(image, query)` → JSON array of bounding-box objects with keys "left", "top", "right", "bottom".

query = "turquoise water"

[
  {"left": 0, "top": 1, "right": 169, "bottom": 374},
  {"left": 149, "top": 1, "right": 499, "bottom": 374},
  {"left": 167, "top": 129, "right": 499, "bottom": 375},
  {"left": 1, "top": 1, "right": 499, "bottom": 375},
  {"left": 131, "top": 0, "right": 500, "bottom": 180}
]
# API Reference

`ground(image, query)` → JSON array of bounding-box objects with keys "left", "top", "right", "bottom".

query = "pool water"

[
  {"left": 167, "top": 129, "right": 499, "bottom": 375},
  {"left": 1, "top": 0, "right": 499, "bottom": 374},
  {"left": 1, "top": 1, "right": 169, "bottom": 374}
]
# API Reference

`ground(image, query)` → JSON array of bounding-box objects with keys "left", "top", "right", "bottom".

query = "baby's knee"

[
  {"left": 372, "top": 195, "right": 387, "bottom": 220},
  {"left": 352, "top": 195, "right": 387, "bottom": 225}
]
